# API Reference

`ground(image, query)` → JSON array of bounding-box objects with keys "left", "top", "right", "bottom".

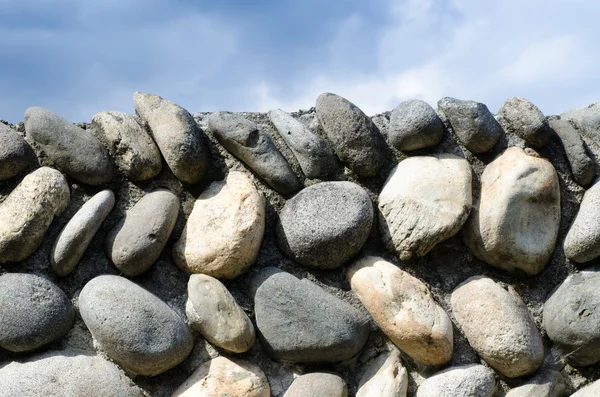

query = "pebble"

[
  {"left": 464, "top": 147, "right": 560, "bottom": 275},
  {"left": 172, "top": 356, "right": 270, "bottom": 397},
  {"left": 416, "top": 364, "right": 496, "bottom": 397},
  {"left": 572, "top": 379, "right": 600, "bottom": 397},
  {"left": 498, "top": 97, "right": 549, "bottom": 147},
  {"left": 505, "top": 370, "right": 568, "bottom": 397},
  {"left": 451, "top": 276, "right": 544, "bottom": 377},
  {"left": 563, "top": 180, "right": 600, "bottom": 263},
  {"left": 548, "top": 117, "right": 595, "bottom": 187},
  {"left": 356, "top": 348, "right": 408, "bottom": 397},
  {"left": 388, "top": 99, "right": 444, "bottom": 151},
  {"left": 378, "top": 154, "right": 472, "bottom": 261},
  {"left": 207, "top": 111, "right": 299, "bottom": 195},
  {"left": 0, "top": 273, "right": 73, "bottom": 352},
  {"left": 133, "top": 92, "right": 208, "bottom": 184},
  {"left": 437, "top": 97, "right": 502, "bottom": 153},
  {"left": 268, "top": 108, "right": 339, "bottom": 179},
  {"left": 0, "top": 123, "right": 35, "bottom": 180},
  {"left": 78, "top": 275, "right": 193, "bottom": 376},
  {"left": 315, "top": 92, "right": 388, "bottom": 177},
  {"left": 348, "top": 256, "right": 453, "bottom": 365},
  {"left": 0, "top": 167, "right": 69, "bottom": 262},
  {"left": 561, "top": 102, "right": 600, "bottom": 142},
  {"left": 251, "top": 267, "right": 370, "bottom": 363},
  {"left": 105, "top": 189, "right": 179, "bottom": 276},
  {"left": 51, "top": 189, "right": 115, "bottom": 276},
  {"left": 23, "top": 106, "right": 113, "bottom": 185},
  {"left": 91, "top": 110, "right": 162, "bottom": 181},
  {"left": 276, "top": 181, "right": 373, "bottom": 269},
  {"left": 186, "top": 274, "right": 255, "bottom": 353},
  {"left": 173, "top": 171, "right": 265, "bottom": 279},
  {"left": 284, "top": 373, "right": 347, "bottom": 397}
]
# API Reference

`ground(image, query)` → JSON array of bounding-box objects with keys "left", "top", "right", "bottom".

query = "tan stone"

[
  {"left": 357, "top": 348, "right": 408, "bottom": 397},
  {"left": 284, "top": 373, "right": 347, "bottom": 397}
]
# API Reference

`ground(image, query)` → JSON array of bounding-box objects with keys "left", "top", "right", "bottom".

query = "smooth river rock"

[
  {"left": 0, "top": 123, "right": 35, "bottom": 180},
  {"left": 505, "top": 370, "right": 568, "bottom": 397},
  {"left": 451, "top": 276, "right": 544, "bottom": 377},
  {"left": 0, "top": 273, "right": 74, "bottom": 352},
  {"left": 378, "top": 154, "right": 472, "bottom": 261},
  {"left": 207, "top": 111, "right": 299, "bottom": 195},
  {"left": 498, "top": 97, "right": 549, "bottom": 147},
  {"left": 464, "top": 147, "right": 560, "bottom": 275},
  {"left": 79, "top": 275, "right": 193, "bottom": 376},
  {"left": 356, "top": 348, "right": 408, "bottom": 397},
  {"left": 276, "top": 181, "right": 373, "bottom": 269},
  {"left": 416, "top": 364, "right": 496, "bottom": 397},
  {"left": 0, "top": 167, "right": 70, "bottom": 262},
  {"left": 561, "top": 102, "right": 600, "bottom": 142},
  {"left": 563, "top": 179, "right": 600, "bottom": 263},
  {"left": 388, "top": 99, "right": 444, "bottom": 151},
  {"left": 134, "top": 92, "right": 208, "bottom": 184},
  {"left": 572, "top": 379, "right": 600, "bottom": 397},
  {"left": 252, "top": 268, "right": 370, "bottom": 363},
  {"left": 51, "top": 189, "right": 115, "bottom": 276},
  {"left": 284, "top": 373, "right": 347, "bottom": 397},
  {"left": 24, "top": 106, "right": 113, "bottom": 185},
  {"left": 105, "top": 189, "right": 179, "bottom": 276},
  {"left": 348, "top": 256, "right": 453, "bottom": 366},
  {"left": 173, "top": 171, "right": 265, "bottom": 279}
]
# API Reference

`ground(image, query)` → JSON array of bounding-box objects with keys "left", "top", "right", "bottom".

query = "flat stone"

[
  {"left": 24, "top": 107, "right": 113, "bottom": 185},
  {"left": 0, "top": 167, "right": 70, "bottom": 262},
  {"left": 437, "top": 97, "right": 502, "bottom": 153},
  {"left": 268, "top": 109, "right": 339, "bottom": 179},
  {"left": 388, "top": 99, "right": 444, "bottom": 151},
  {"left": 134, "top": 92, "right": 208, "bottom": 184},
  {"left": 0, "top": 350, "right": 144, "bottom": 397},
  {"left": 91, "top": 110, "right": 162, "bottom": 181},
  {"left": 276, "top": 181, "right": 373, "bottom": 269},
  {"left": 564, "top": 180, "right": 600, "bottom": 263},
  {"left": 0, "top": 273, "right": 73, "bottom": 352},
  {"left": 498, "top": 97, "right": 549, "bottom": 147},
  {"left": 105, "top": 189, "right": 179, "bottom": 276},
  {"left": 464, "top": 147, "right": 560, "bottom": 275},
  {"left": 186, "top": 274, "right": 255, "bottom": 353},
  {"left": 378, "top": 154, "right": 472, "bottom": 261},
  {"left": 505, "top": 370, "right": 568, "bottom": 397},
  {"left": 416, "top": 364, "right": 496, "bottom": 397},
  {"left": 51, "top": 189, "right": 115, "bottom": 276},
  {"left": 251, "top": 267, "right": 370, "bottom": 364},
  {"left": 549, "top": 117, "right": 595, "bottom": 187},
  {"left": 356, "top": 348, "right": 408, "bottom": 397},
  {"left": 572, "top": 379, "right": 600, "bottom": 397},
  {"left": 315, "top": 92, "right": 388, "bottom": 177},
  {"left": 284, "top": 373, "right": 347, "bottom": 397},
  {"left": 207, "top": 111, "right": 299, "bottom": 195},
  {"left": 451, "top": 276, "right": 544, "bottom": 377},
  {"left": 561, "top": 102, "right": 600, "bottom": 142},
  {"left": 173, "top": 171, "right": 265, "bottom": 278},
  {"left": 172, "top": 356, "right": 270, "bottom": 397},
  {"left": 0, "top": 123, "right": 35, "bottom": 180},
  {"left": 79, "top": 275, "right": 193, "bottom": 376}
]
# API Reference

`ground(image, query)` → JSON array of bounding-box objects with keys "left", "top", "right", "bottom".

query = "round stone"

[
  {"left": 498, "top": 97, "right": 549, "bottom": 147},
  {"left": 284, "top": 373, "right": 347, "bottom": 397},
  {"left": 388, "top": 99, "right": 444, "bottom": 151},
  {"left": 416, "top": 364, "right": 496, "bottom": 397},
  {"left": 0, "top": 123, "right": 35, "bottom": 180}
]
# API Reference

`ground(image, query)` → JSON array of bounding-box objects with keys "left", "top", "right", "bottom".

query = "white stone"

[{"left": 356, "top": 348, "right": 408, "bottom": 397}]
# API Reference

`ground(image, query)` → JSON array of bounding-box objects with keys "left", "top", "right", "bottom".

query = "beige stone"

[
  {"left": 284, "top": 373, "right": 347, "bottom": 397},
  {"left": 357, "top": 348, "right": 408, "bottom": 397}
]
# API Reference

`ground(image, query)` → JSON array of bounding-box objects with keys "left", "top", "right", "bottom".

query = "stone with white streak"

[{"left": 356, "top": 348, "right": 408, "bottom": 397}]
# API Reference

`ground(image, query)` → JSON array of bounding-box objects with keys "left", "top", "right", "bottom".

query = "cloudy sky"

[{"left": 0, "top": 0, "right": 598, "bottom": 123}]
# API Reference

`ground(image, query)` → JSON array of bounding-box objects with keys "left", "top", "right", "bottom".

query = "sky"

[{"left": 0, "top": 0, "right": 599, "bottom": 124}]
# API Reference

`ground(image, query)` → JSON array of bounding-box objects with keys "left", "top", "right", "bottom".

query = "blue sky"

[{"left": 1, "top": 0, "right": 599, "bottom": 123}]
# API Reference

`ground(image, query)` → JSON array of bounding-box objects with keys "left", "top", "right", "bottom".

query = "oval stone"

[
  {"left": 79, "top": 275, "right": 193, "bottom": 376},
  {"left": 564, "top": 180, "right": 600, "bottom": 263},
  {"left": 498, "top": 97, "right": 549, "bottom": 147},
  {"left": 505, "top": 370, "right": 567, "bottom": 397},
  {"left": 388, "top": 99, "right": 444, "bottom": 151},
  {"left": 356, "top": 349, "right": 408, "bottom": 397},
  {"left": 416, "top": 364, "right": 496, "bottom": 397},
  {"left": 284, "top": 373, "right": 347, "bottom": 397},
  {"left": 0, "top": 123, "right": 35, "bottom": 180}
]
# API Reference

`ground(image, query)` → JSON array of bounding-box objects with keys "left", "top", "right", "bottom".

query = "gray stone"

[
  {"left": 24, "top": 106, "right": 114, "bottom": 185},
  {"left": 356, "top": 348, "right": 408, "bottom": 397},
  {"left": 0, "top": 350, "right": 145, "bottom": 397},
  {"left": 416, "top": 364, "right": 496, "bottom": 397},
  {"left": 561, "top": 102, "right": 600, "bottom": 142},
  {"left": 572, "top": 379, "right": 600, "bottom": 397},
  {"left": 105, "top": 189, "right": 179, "bottom": 276},
  {"left": 284, "top": 373, "right": 347, "bottom": 397},
  {"left": 133, "top": 92, "right": 208, "bottom": 184},
  {"left": 437, "top": 97, "right": 502, "bottom": 153},
  {"left": 505, "top": 370, "right": 568, "bottom": 397},
  {"left": 51, "top": 189, "right": 115, "bottom": 276},
  {"left": 78, "top": 275, "right": 193, "bottom": 376},
  {"left": 549, "top": 117, "right": 595, "bottom": 187},
  {"left": 0, "top": 273, "right": 73, "bottom": 352},
  {"left": 0, "top": 123, "right": 35, "bottom": 180},
  {"left": 564, "top": 180, "right": 600, "bottom": 263},
  {"left": 498, "top": 97, "right": 549, "bottom": 147},
  {"left": 276, "top": 181, "right": 373, "bottom": 269},
  {"left": 388, "top": 99, "right": 444, "bottom": 151},
  {"left": 315, "top": 92, "right": 388, "bottom": 177},
  {"left": 251, "top": 268, "right": 370, "bottom": 364},
  {"left": 207, "top": 111, "right": 299, "bottom": 195},
  {"left": 91, "top": 110, "right": 162, "bottom": 181},
  {"left": 0, "top": 167, "right": 70, "bottom": 263}
]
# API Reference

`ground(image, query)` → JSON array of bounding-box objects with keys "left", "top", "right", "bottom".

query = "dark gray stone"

[
  {"left": 561, "top": 102, "right": 600, "bottom": 142},
  {"left": 0, "top": 123, "right": 35, "bottom": 180},
  {"left": 276, "top": 181, "right": 373, "bottom": 269},
  {"left": 207, "top": 111, "right": 299, "bottom": 195},
  {"left": 388, "top": 99, "right": 444, "bottom": 151},
  {"left": 549, "top": 117, "right": 595, "bottom": 187},
  {"left": 0, "top": 273, "right": 73, "bottom": 352},
  {"left": 23, "top": 106, "right": 114, "bottom": 185},
  {"left": 498, "top": 97, "right": 549, "bottom": 147},
  {"left": 416, "top": 364, "right": 496, "bottom": 397},
  {"left": 284, "top": 373, "right": 348, "bottom": 397},
  {"left": 251, "top": 268, "right": 369, "bottom": 364},
  {"left": 506, "top": 370, "right": 568, "bottom": 397},
  {"left": 78, "top": 275, "right": 193, "bottom": 376}
]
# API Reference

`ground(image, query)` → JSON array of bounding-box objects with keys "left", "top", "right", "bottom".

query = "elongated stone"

[
  {"left": 416, "top": 364, "right": 496, "bottom": 397},
  {"left": 505, "top": 370, "right": 567, "bottom": 397},
  {"left": 356, "top": 349, "right": 408, "bottom": 397},
  {"left": 563, "top": 180, "right": 600, "bottom": 263}
]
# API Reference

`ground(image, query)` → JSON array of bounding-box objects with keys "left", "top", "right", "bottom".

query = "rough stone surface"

[
  {"left": 437, "top": 97, "right": 502, "bottom": 153},
  {"left": 416, "top": 364, "right": 496, "bottom": 397},
  {"left": 0, "top": 123, "right": 35, "bottom": 180},
  {"left": 78, "top": 275, "right": 193, "bottom": 376},
  {"left": 23, "top": 106, "right": 113, "bottom": 185},
  {"left": 0, "top": 167, "right": 69, "bottom": 262},
  {"left": 378, "top": 154, "right": 472, "bottom": 261},
  {"left": 284, "top": 373, "right": 348, "bottom": 397},
  {"left": 548, "top": 117, "right": 595, "bottom": 187},
  {"left": 105, "top": 189, "right": 179, "bottom": 276},
  {"left": 348, "top": 256, "right": 453, "bottom": 366},
  {"left": 464, "top": 147, "right": 561, "bottom": 275},
  {"left": 91, "top": 110, "right": 162, "bottom": 181},
  {"left": 356, "top": 348, "right": 408, "bottom": 397},
  {"left": 207, "top": 111, "right": 299, "bottom": 195},
  {"left": 173, "top": 171, "right": 265, "bottom": 279},
  {"left": 0, "top": 273, "right": 73, "bottom": 352},
  {"left": 572, "top": 379, "right": 600, "bottom": 397},
  {"left": 505, "top": 370, "right": 568, "bottom": 397},
  {"left": 561, "top": 102, "right": 600, "bottom": 142},
  {"left": 276, "top": 181, "right": 373, "bottom": 269},
  {"left": 133, "top": 92, "right": 208, "bottom": 184},
  {"left": 498, "top": 97, "right": 549, "bottom": 147},
  {"left": 388, "top": 99, "right": 444, "bottom": 151},
  {"left": 563, "top": 179, "right": 600, "bottom": 263}
]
